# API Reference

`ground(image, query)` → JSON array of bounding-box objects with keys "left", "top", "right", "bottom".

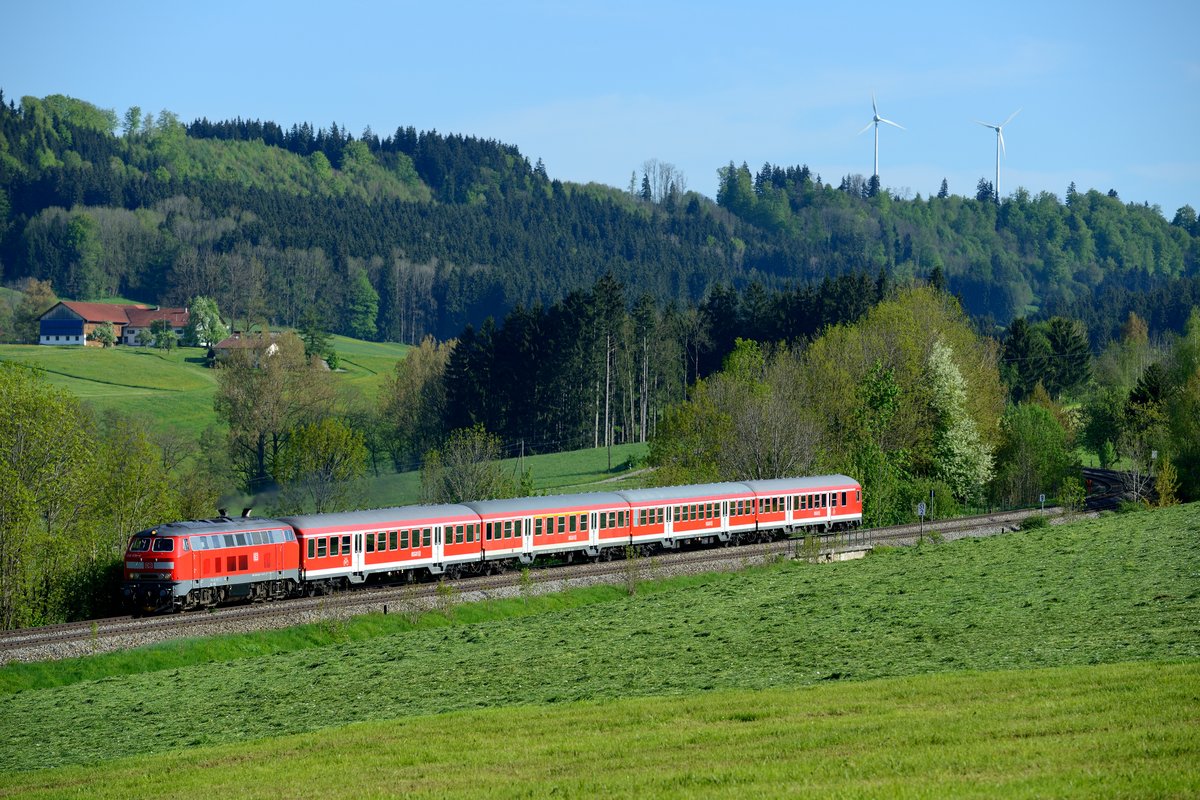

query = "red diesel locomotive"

[{"left": 123, "top": 474, "right": 862, "bottom": 613}]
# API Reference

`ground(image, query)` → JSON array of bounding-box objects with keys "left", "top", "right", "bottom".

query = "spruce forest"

[{"left": 2, "top": 92, "right": 1199, "bottom": 627}]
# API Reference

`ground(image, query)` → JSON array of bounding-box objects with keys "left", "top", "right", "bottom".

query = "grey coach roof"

[
  {"left": 280, "top": 504, "right": 477, "bottom": 532},
  {"left": 741, "top": 475, "right": 859, "bottom": 493},
  {"left": 616, "top": 481, "right": 755, "bottom": 504},
  {"left": 466, "top": 491, "right": 628, "bottom": 516}
]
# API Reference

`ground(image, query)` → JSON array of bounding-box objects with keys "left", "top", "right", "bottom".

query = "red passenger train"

[{"left": 123, "top": 474, "right": 862, "bottom": 613}]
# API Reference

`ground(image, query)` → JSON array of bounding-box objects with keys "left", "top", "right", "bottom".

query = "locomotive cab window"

[
  {"left": 130, "top": 537, "right": 151, "bottom": 552},
  {"left": 152, "top": 538, "right": 174, "bottom": 552}
]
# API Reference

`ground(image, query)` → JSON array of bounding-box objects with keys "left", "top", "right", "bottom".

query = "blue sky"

[{"left": 5, "top": 1, "right": 1198, "bottom": 216}]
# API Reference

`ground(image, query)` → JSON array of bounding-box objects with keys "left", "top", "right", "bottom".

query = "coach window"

[
  {"left": 401, "top": 530, "right": 409, "bottom": 549},
  {"left": 467, "top": 525, "right": 475, "bottom": 543},
  {"left": 420, "top": 528, "right": 430, "bottom": 547},
  {"left": 842, "top": 491, "right": 848, "bottom": 506},
  {"left": 599, "top": 513, "right": 607, "bottom": 530},
  {"left": 330, "top": 537, "right": 340, "bottom": 557},
  {"left": 307, "top": 539, "right": 315, "bottom": 558},
  {"left": 389, "top": 531, "right": 398, "bottom": 550},
  {"left": 376, "top": 532, "right": 386, "bottom": 551},
  {"left": 452, "top": 525, "right": 461, "bottom": 544},
  {"left": 317, "top": 538, "right": 327, "bottom": 558},
  {"left": 366, "top": 534, "right": 375, "bottom": 553},
  {"left": 484, "top": 523, "right": 492, "bottom": 541},
  {"left": 856, "top": 490, "right": 862, "bottom": 503}
]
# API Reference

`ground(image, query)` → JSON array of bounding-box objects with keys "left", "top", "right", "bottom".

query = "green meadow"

[
  {"left": 1, "top": 503, "right": 1196, "bottom": 794},
  {"left": 0, "top": 341, "right": 648, "bottom": 508}
]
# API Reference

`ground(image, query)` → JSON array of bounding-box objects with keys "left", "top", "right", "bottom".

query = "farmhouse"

[
  {"left": 212, "top": 331, "right": 281, "bottom": 364},
  {"left": 37, "top": 302, "right": 189, "bottom": 347}
]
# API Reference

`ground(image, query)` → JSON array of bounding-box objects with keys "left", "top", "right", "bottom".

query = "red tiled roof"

[
  {"left": 125, "top": 306, "right": 189, "bottom": 327},
  {"left": 55, "top": 301, "right": 149, "bottom": 324}
]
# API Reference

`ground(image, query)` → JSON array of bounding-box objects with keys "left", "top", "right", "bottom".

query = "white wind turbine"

[
  {"left": 976, "top": 109, "right": 1020, "bottom": 201},
  {"left": 858, "top": 93, "right": 904, "bottom": 180}
]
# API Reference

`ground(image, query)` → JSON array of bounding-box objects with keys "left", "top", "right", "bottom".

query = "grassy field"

[
  {"left": 0, "top": 337, "right": 410, "bottom": 441},
  {"left": 1, "top": 503, "right": 1196, "bottom": 783},
  {"left": 358, "top": 442, "right": 650, "bottom": 507},
  {"left": 1, "top": 661, "right": 1194, "bottom": 798}
]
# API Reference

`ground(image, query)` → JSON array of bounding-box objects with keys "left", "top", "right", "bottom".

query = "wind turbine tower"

[
  {"left": 976, "top": 109, "right": 1020, "bottom": 202},
  {"left": 859, "top": 93, "right": 904, "bottom": 179}
]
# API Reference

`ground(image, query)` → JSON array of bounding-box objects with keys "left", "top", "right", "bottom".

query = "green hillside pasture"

[
  {"left": 0, "top": 661, "right": 1193, "bottom": 798},
  {"left": 0, "top": 338, "right": 411, "bottom": 441},
  {"left": 1, "top": 503, "right": 1196, "bottom": 773},
  {"left": 0, "top": 344, "right": 218, "bottom": 439},
  {"left": 327, "top": 335, "right": 410, "bottom": 403},
  {"left": 357, "top": 442, "right": 650, "bottom": 507}
]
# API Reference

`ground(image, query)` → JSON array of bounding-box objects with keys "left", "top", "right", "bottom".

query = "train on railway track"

[{"left": 123, "top": 475, "right": 862, "bottom": 614}]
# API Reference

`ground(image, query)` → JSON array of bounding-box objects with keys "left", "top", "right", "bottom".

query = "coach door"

[
  {"left": 432, "top": 525, "right": 445, "bottom": 566},
  {"left": 522, "top": 517, "right": 534, "bottom": 560},
  {"left": 352, "top": 533, "right": 365, "bottom": 575}
]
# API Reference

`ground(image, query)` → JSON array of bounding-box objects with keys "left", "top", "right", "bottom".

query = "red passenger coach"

[
  {"left": 122, "top": 518, "right": 301, "bottom": 613},
  {"left": 617, "top": 482, "right": 758, "bottom": 549},
  {"left": 742, "top": 475, "right": 863, "bottom": 531},
  {"left": 467, "top": 492, "right": 630, "bottom": 563},
  {"left": 281, "top": 504, "right": 480, "bottom": 587}
]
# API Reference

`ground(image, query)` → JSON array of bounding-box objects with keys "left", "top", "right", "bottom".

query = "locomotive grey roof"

[
  {"left": 616, "top": 481, "right": 756, "bottom": 504},
  {"left": 138, "top": 517, "right": 289, "bottom": 536},
  {"left": 280, "top": 504, "right": 478, "bottom": 532},
  {"left": 741, "top": 474, "right": 860, "bottom": 493},
  {"left": 465, "top": 491, "right": 628, "bottom": 516}
]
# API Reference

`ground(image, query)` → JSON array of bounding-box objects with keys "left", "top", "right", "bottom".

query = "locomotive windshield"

[
  {"left": 151, "top": 538, "right": 175, "bottom": 552},
  {"left": 129, "top": 537, "right": 151, "bottom": 552}
]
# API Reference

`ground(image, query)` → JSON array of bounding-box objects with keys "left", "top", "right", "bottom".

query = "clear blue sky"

[{"left": 5, "top": 0, "right": 1198, "bottom": 216}]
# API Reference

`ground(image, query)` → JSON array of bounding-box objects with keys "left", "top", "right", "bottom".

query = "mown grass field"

[
  {"left": 2, "top": 661, "right": 1194, "bottom": 799},
  {"left": 1, "top": 503, "right": 1197, "bottom": 793}
]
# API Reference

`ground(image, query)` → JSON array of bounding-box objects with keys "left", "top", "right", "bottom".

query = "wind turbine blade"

[
  {"left": 858, "top": 121, "right": 875, "bottom": 135},
  {"left": 872, "top": 93, "right": 878, "bottom": 116},
  {"left": 975, "top": 120, "right": 995, "bottom": 129},
  {"left": 880, "top": 118, "right": 905, "bottom": 130},
  {"left": 1003, "top": 108, "right": 1021, "bottom": 127}
]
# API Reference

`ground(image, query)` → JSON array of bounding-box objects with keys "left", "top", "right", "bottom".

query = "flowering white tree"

[{"left": 927, "top": 339, "right": 993, "bottom": 502}]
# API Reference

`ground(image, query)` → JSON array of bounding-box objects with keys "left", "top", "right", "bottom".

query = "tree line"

[{"left": 3, "top": 92, "right": 1198, "bottom": 349}]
